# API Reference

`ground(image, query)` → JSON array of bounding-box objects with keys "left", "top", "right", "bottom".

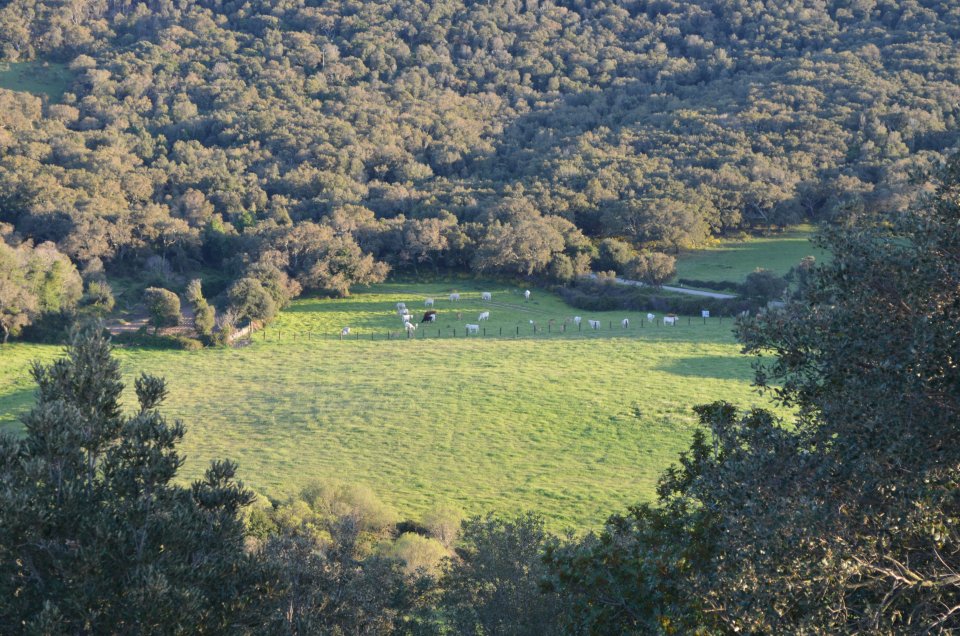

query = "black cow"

[{"left": 421, "top": 310, "right": 438, "bottom": 323}]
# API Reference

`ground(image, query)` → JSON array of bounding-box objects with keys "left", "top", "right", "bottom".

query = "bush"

[
  {"left": 390, "top": 533, "right": 449, "bottom": 577},
  {"left": 739, "top": 268, "right": 788, "bottom": 301},
  {"left": 423, "top": 504, "right": 464, "bottom": 548},
  {"left": 228, "top": 277, "right": 277, "bottom": 325},
  {"left": 143, "top": 287, "right": 181, "bottom": 333},
  {"left": 173, "top": 336, "right": 204, "bottom": 351},
  {"left": 593, "top": 238, "right": 637, "bottom": 274},
  {"left": 558, "top": 279, "right": 759, "bottom": 316},
  {"left": 676, "top": 278, "right": 740, "bottom": 292},
  {"left": 627, "top": 251, "right": 676, "bottom": 287},
  {"left": 298, "top": 481, "right": 397, "bottom": 534}
]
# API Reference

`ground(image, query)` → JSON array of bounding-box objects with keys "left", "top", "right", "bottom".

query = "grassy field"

[
  {"left": 0, "top": 61, "right": 72, "bottom": 100},
  {"left": 674, "top": 225, "right": 829, "bottom": 284},
  {"left": 0, "top": 282, "right": 776, "bottom": 531}
]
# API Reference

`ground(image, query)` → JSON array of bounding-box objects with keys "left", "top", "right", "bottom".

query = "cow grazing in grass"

[
  {"left": 647, "top": 313, "right": 655, "bottom": 321},
  {"left": 573, "top": 316, "right": 582, "bottom": 325},
  {"left": 664, "top": 315, "right": 677, "bottom": 326},
  {"left": 478, "top": 311, "right": 490, "bottom": 321},
  {"left": 449, "top": 293, "right": 460, "bottom": 301},
  {"left": 481, "top": 292, "right": 492, "bottom": 301},
  {"left": 400, "top": 313, "right": 412, "bottom": 323},
  {"left": 588, "top": 320, "right": 601, "bottom": 330},
  {"left": 622, "top": 318, "right": 629, "bottom": 328},
  {"left": 466, "top": 324, "right": 480, "bottom": 334},
  {"left": 404, "top": 321, "right": 416, "bottom": 332},
  {"left": 396, "top": 302, "right": 406, "bottom": 310},
  {"left": 341, "top": 327, "right": 351, "bottom": 336},
  {"left": 421, "top": 310, "right": 438, "bottom": 323},
  {"left": 424, "top": 298, "right": 434, "bottom": 307},
  {"left": 524, "top": 290, "right": 531, "bottom": 300}
]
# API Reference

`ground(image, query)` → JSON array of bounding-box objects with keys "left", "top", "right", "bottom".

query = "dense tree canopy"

[{"left": 0, "top": 0, "right": 957, "bottom": 303}]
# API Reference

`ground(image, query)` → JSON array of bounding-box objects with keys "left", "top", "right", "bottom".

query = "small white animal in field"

[
  {"left": 621, "top": 318, "right": 629, "bottom": 328},
  {"left": 478, "top": 311, "right": 490, "bottom": 321},
  {"left": 647, "top": 313, "right": 655, "bottom": 321},
  {"left": 424, "top": 298, "right": 434, "bottom": 307},
  {"left": 404, "top": 321, "right": 416, "bottom": 332},
  {"left": 529, "top": 320, "right": 535, "bottom": 324},
  {"left": 573, "top": 316, "right": 582, "bottom": 325},
  {"left": 664, "top": 316, "right": 677, "bottom": 326},
  {"left": 340, "top": 327, "right": 351, "bottom": 336},
  {"left": 481, "top": 292, "right": 492, "bottom": 301},
  {"left": 588, "top": 319, "right": 601, "bottom": 329},
  {"left": 396, "top": 302, "right": 406, "bottom": 310},
  {"left": 400, "top": 313, "right": 412, "bottom": 322},
  {"left": 466, "top": 324, "right": 480, "bottom": 334},
  {"left": 524, "top": 290, "right": 531, "bottom": 300},
  {"left": 449, "top": 293, "right": 460, "bottom": 301},
  {"left": 701, "top": 310, "right": 710, "bottom": 318}
]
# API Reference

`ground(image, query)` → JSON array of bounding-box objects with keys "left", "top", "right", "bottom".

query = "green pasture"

[
  {"left": 0, "top": 282, "right": 777, "bottom": 531},
  {"left": 674, "top": 225, "right": 829, "bottom": 285},
  {"left": 0, "top": 61, "right": 72, "bottom": 100}
]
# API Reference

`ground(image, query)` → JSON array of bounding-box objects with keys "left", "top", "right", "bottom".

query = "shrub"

[
  {"left": 143, "top": 287, "right": 181, "bottom": 333},
  {"left": 423, "top": 504, "right": 464, "bottom": 548},
  {"left": 628, "top": 251, "right": 676, "bottom": 287},
  {"left": 390, "top": 533, "right": 449, "bottom": 577},
  {"left": 299, "top": 481, "right": 397, "bottom": 534},
  {"left": 740, "top": 268, "right": 788, "bottom": 301},
  {"left": 173, "top": 336, "right": 203, "bottom": 351},
  {"left": 594, "top": 238, "right": 637, "bottom": 274}
]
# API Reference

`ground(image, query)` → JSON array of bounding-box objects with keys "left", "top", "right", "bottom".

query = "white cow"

[
  {"left": 574, "top": 316, "right": 582, "bottom": 325},
  {"left": 465, "top": 324, "right": 480, "bottom": 334},
  {"left": 340, "top": 327, "right": 351, "bottom": 336},
  {"left": 481, "top": 292, "right": 492, "bottom": 301},
  {"left": 424, "top": 298, "right": 434, "bottom": 307},
  {"left": 664, "top": 316, "right": 677, "bottom": 326},
  {"left": 647, "top": 313, "right": 656, "bottom": 321},
  {"left": 396, "top": 302, "right": 406, "bottom": 310},
  {"left": 400, "top": 313, "right": 412, "bottom": 322},
  {"left": 524, "top": 290, "right": 531, "bottom": 300},
  {"left": 621, "top": 318, "right": 629, "bottom": 328},
  {"left": 404, "top": 321, "right": 416, "bottom": 332},
  {"left": 449, "top": 293, "right": 460, "bottom": 301},
  {"left": 701, "top": 310, "right": 710, "bottom": 318},
  {"left": 588, "top": 319, "right": 601, "bottom": 330},
  {"left": 478, "top": 311, "right": 490, "bottom": 321}
]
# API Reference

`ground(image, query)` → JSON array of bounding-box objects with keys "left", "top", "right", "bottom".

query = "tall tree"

[{"left": 0, "top": 326, "right": 258, "bottom": 633}]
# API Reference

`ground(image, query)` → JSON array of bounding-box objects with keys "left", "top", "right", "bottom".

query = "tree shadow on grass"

[
  {"left": 0, "top": 388, "right": 37, "bottom": 434},
  {"left": 655, "top": 355, "right": 753, "bottom": 381}
]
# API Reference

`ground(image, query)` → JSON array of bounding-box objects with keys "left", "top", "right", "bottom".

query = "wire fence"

[{"left": 241, "top": 315, "right": 733, "bottom": 345}]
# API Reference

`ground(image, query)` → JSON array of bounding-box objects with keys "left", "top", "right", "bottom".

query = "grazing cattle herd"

[{"left": 338, "top": 289, "right": 713, "bottom": 338}]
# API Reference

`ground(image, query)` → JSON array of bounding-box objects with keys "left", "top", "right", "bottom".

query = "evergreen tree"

[{"left": 0, "top": 326, "right": 258, "bottom": 633}]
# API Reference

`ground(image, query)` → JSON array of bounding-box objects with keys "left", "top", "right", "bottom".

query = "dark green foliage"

[
  {"left": 594, "top": 238, "right": 637, "bottom": 275},
  {"left": 738, "top": 268, "right": 788, "bottom": 301},
  {"left": 143, "top": 287, "right": 181, "bottom": 333},
  {"left": 676, "top": 278, "right": 740, "bottom": 292},
  {"left": 558, "top": 278, "right": 756, "bottom": 315},
  {"left": 549, "top": 152, "right": 960, "bottom": 633},
  {"left": 0, "top": 326, "right": 257, "bottom": 633},
  {"left": 194, "top": 302, "right": 216, "bottom": 339},
  {"left": 228, "top": 277, "right": 277, "bottom": 325},
  {"left": 440, "top": 514, "right": 562, "bottom": 636}
]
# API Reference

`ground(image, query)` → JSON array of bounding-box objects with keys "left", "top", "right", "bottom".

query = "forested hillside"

[{"left": 1, "top": 0, "right": 959, "bottom": 294}]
